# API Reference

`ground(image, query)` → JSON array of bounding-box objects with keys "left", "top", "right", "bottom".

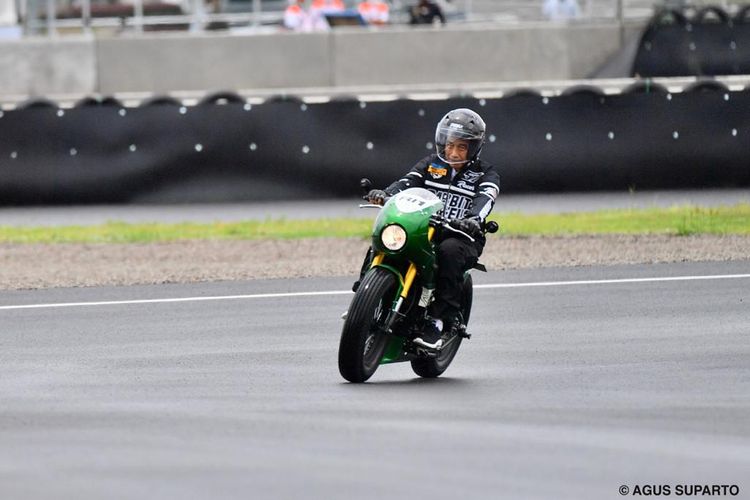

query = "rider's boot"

[
  {"left": 413, "top": 317, "right": 444, "bottom": 350},
  {"left": 442, "top": 311, "right": 463, "bottom": 336},
  {"left": 413, "top": 298, "right": 465, "bottom": 349}
]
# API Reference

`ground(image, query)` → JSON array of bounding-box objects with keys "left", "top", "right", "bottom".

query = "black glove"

[
  {"left": 367, "top": 189, "right": 387, "bottom": 205},
  {"left": 450, "top": 218, "right": 482, "bottom": 239}
]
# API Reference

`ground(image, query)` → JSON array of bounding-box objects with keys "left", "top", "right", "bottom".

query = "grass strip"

[
  {"left": 500, "top": 204, "right": 750, "bottom": 236},
  {"left": 1, "top": 204, "right": 749, "bottom": 244}
]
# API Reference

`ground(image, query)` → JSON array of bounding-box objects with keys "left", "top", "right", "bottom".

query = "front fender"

[{"left": 369, "top": 261, "right": 405, "bottom": 298}]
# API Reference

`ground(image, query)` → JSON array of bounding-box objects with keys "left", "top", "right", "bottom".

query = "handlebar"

[
  {"left": 428, "top": 214, "right": 500, "bottom": 241},
  {"left": 358, "top": 177, "right": 499, "bottom": 237}
]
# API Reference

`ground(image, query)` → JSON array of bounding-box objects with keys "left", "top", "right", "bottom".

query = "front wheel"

[
  {"left": 411, "top": 273, "right": 473, "bottom": 378},
  {"left": 338, "top": 267, "right": 398, "bottom": 383}
]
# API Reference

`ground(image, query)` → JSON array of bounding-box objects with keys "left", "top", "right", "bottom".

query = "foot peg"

[{"left": 457, "top": 325, "right": 471, "bottom": 339}]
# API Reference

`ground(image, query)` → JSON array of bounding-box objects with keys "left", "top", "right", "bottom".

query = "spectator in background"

[
  {"left": 0, "top": 0, "right": 22, "bottom": 39},
  {"left": 308, "top": 0, "right": 345, "bottom": 30},
  {"left": 409, "top": 0, "right": 445, "bottom": 25},
  {"left": 283, "top": 0, "right": 308, "bottom": 31},
  {"left": 358, "top": 0, "right": 390, "bottom": 26},
  {"left": 310, "top": 0, "right": 345, "bottom": 16},
  {"left": 542, "top": 0, "right": 580, "bottom": 20}
]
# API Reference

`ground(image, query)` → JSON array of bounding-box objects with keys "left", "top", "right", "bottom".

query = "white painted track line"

[
  {"left": 473, "top": 273, "right": 750, "bottom": 289},
  {"left": 1, "top": 273, "right": 749, "bottom": 311}
]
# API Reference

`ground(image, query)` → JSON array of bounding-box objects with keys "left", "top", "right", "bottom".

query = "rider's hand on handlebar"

[
  {"left": 367, "top": 189, "right": 388, "bottom": 206},
  {"left": 450, "top": 218, "right": 482, "bottom": 239}
]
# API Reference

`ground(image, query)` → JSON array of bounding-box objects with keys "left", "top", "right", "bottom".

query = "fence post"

[
  {"left": 45, "top": 0, "right": 55, "bottom": 36},
  {"left": 253, "top": 0, "right": 261, "bottom": 27},
  {"left": 81, "top": 0, "right": 91, "bottom": 34},
  {"left": 133, "top": 0, "right": 144, "bottom": 32}
]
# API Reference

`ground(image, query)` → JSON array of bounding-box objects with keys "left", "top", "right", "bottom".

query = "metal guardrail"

[
  {"left": 12, "top": 0, "right": 655, "bottom": 37},
  {"left": 12, "top": 0, "right": 750, "bottom": 37},
  {"left": 22, "top": 0, "right": 277, "bottom": 34}
]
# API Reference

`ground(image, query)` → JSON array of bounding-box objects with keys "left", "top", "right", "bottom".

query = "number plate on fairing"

[{"left": 392, "top": 189, "right": 443, "bottom": 214}]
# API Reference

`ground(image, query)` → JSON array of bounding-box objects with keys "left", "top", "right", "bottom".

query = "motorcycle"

[{"left": 338, "top": 179, "right": 498, "bottom": 383}]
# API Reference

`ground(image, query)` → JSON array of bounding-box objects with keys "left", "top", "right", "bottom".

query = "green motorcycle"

[{"left": 338, "top": 181, "right": 498, "bottom": 383}]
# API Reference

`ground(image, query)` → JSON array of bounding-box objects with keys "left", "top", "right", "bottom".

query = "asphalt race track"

[{"left": 1, "top": 261, "right": 749, "bottom": 500}]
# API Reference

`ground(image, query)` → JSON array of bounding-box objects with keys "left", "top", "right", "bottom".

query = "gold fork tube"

[
  {"left": 371, "top": 253, "right": 384, "bottom": 267},
  {"left": 401, "top": 263, "right": 418, "bottom": 299}
]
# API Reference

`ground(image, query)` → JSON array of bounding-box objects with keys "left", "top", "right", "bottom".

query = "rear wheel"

[
  {"left": 338, "top": 268, "right": 398, "bottom": 383},
  {"left": 411, "top": 274, "right": 473, "bottom": 378}
]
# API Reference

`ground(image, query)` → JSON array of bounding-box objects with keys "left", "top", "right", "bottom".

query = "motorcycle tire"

[
  {"left": 338, "top": 267, "right": 398, "bottom": 383},
  {"left": 411, "top": 273, "right": 473, "bottom": 378}
]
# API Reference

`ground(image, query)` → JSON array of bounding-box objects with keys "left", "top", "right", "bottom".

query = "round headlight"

[{"left": 381, "top": 224, "right": 407, "bottom": 251}]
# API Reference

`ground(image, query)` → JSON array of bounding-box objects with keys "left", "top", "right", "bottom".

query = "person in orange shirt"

[
  {"left": 310, "top": 0, "right": 345, "bottom": 15},
  {"left": 283, "top": 0, "right": 308, "bottom": 31},
  {"left": 308, "top": 0, "right": 345, "bottom": 30},
  {"left": 358, "top": 0, "right": 389, "bottom": 25}
]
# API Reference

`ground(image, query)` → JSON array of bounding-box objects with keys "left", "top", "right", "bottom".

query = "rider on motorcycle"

[{"left": 363, "top": 108, "right": 500, "bottom": 347}]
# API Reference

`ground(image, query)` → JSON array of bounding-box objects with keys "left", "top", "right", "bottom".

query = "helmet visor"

[{"left": 435, "top": 124, "right": 484, "bottom": 165}]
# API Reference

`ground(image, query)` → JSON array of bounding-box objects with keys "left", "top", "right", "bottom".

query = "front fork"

[{"left": 371, "top": 226, "right": 436, "bottom": 333}]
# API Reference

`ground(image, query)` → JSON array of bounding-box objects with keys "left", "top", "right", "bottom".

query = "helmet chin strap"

[
  {"left": 437, "top": 151, "right": 470, "bottom": 167},
  {"left": 437, "top": 154, "right": 471, "bottom": 168}
]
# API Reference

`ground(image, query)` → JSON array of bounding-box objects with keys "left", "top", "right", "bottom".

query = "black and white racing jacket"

[{"left": 384, "top": 154, "right": 500, "bottom": 223}]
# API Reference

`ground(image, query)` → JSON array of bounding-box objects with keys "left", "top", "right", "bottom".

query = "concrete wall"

[
  {"left": 331, "top": 24, "right": 575, "bottom": 85},
  {"left": 96, "top": 31, "right": 332, "bottom": 93},
  {"left": 1, "top": 22, "right": 641, "bottom": 96},
  {"left": 0, "top": 36, "right": 96, "bottom": 96}
]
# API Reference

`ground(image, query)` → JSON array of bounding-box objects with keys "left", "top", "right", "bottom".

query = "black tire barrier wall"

[
  {"left": 0, "top": 85, "right": 748, "bottom": 205},
  {"left": 633, "top": 6, "right": 750, "bottom": 77}
]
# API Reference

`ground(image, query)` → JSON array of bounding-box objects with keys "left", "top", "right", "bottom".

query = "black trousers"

[{"left": 429, "top": 235, "right": 481, "bottom": 320}]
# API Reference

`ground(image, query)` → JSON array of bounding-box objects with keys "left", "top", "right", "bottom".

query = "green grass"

[
  {"left": 499, "top": 204, "right": 750, "bottom": 237},
  {"left": 1, "top": 204, "right": 749, "bottom": 244}
]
